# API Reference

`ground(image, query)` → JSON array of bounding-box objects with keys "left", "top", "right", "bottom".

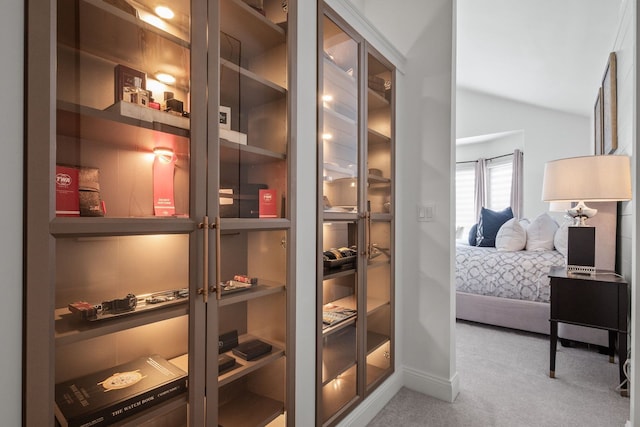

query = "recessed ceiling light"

[
  {"left": 155, "top": 6, "right": 174, "bottom": 19},
  {"left": 156, "top": 72, "right": 176, "bottom": 84}
]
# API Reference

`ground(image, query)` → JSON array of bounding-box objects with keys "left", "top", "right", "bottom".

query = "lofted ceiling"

[
  {"left": 456, "top": 0, "right": 621, "bottom": 117},
  {"left": 356, "top": 0, "right": 622, "bottom": 117}
]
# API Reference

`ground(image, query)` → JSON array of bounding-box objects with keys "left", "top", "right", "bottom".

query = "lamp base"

[
  {"left": 567, "top": 265, "right": 596, "bottom": 276},
  {"left": 567, "top": 226, "right": 595, "bottom": 274}
]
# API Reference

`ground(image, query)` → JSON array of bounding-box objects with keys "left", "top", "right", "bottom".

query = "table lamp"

[{"left": 542, "top": 155, "right": 631, "bottom": 274}]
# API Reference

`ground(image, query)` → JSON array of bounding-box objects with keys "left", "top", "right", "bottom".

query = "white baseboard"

[
  {"left": 336, "top": 372, "right": 403, "bottom": 427},
  {"left": 403, "top": 365, "right": 460, "bottom": 403}
]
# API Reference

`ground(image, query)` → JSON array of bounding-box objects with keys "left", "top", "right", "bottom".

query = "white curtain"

[
  {"left": 474, "top": 159, "right": 487, "bottom": 223},
  {"left": 510, "top": 149, "right": 524, "bottom": 219}
]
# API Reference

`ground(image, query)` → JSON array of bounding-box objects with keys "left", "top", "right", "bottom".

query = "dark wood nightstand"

[{"left": 548, "top": 266, "right": 629, "bottom": 396}]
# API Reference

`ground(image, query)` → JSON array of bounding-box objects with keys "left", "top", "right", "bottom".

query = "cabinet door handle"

[
  {"left": 198, "top": 216, "right": 209, "bottom": 303},
  {"left": 214, "top": 216, "right": 222, "bottom": 301},
  {"left": 366, "top": 211, "right": 372, "bottom": 259}
]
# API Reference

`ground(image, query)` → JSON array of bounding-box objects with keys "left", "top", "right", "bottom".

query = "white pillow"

[
  {"left": 495, "top": 218, "right": 527, "bottom": 251},
  {"left": 526, "top": 213, "right": 558, "bottom": 251},
  {"left": 553, "top": 221, "right": 570, "bottom": 257}
]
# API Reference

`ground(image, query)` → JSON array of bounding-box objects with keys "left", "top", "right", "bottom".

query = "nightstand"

[{"left": 548, "top": 266, "right": 629, "bottom": 396}]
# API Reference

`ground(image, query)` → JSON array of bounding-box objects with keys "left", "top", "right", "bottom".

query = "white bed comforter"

[{"left": 455, "top": 242, "right": 565, "bottom": 303}]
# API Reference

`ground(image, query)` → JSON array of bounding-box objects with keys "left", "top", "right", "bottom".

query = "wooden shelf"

[
  {"left": 367, "top": 174, "right": 391, "bottom": 184},
  {"left": 221, "top": 59, "right": 287, "bottom": 111},
  {"left": 218, "top": 335, "right": 285, "bottom": 387},
  {"left": 367, "top": 331, "right": 389, "bottom": 354},
  {"left": 220, "top": 0, "right": 286, "bottom": 59},
  {"left": 320, "top": 364, "right": 357, "bottom": 424},
  {"left": 55, "top": 302, "right": 188, "bottom": 347},
  {"left": 57, "top": 101, "right": 190, "bottom": 152},
  {"left": 331, "top": 294, "right": 389, "bottom": 316},
  {"left": 58, "top": 0, "right": 190, "bottom": 88},
  {"left": 323, "top": 265, "right": 357, "bottom": 280},
  {"left": 219, "top": 282, "right": 286, "bottom": 307},
  {"left": 367, "top": 88, "right": 390, "bottom": 111},
  {"left": 220, "top": 139, "right": 286, "bottom": 165},
  {"left": 50, "top": 217, "right": 196, "bottom": 237},
  {"left": 218, "top": 390, "right": 284, "bottom": 427},
  {"left": 368, "top": 127, "right": 391, "bottom": 145},
  {"left": 322, "top": 326, "right": 357, "bottom": 384},
  {"left": 219, "top": 218, "right": 291, "bottom": 231}
]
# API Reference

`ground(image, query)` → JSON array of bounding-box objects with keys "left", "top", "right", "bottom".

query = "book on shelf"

[
  {"left": 322, "top": 303, "right": 357, "bottom": 329},
  {"left": 54, "top": 354, "right": 187, "bottom": 427}
]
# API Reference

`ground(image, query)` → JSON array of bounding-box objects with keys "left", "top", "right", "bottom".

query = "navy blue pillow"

[
  {"left": 476, "top": 207, "right": 513, "bottom": 247},
  {"left": 468, "top": 223, "right": 478, "bottom": 246}
]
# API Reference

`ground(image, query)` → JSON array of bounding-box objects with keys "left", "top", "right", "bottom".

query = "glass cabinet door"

[
  {"left": 318, "top": 12, "right": 362, "bottom": 426},
  {"left": 52, "top": 0, "right": 195, "bottom": 426},
  {"left": 214, "top": 1, "right": 290, "bottom": 426},
  {"left": 321, "top": 15, "right": 359, "bottom": 215},
  {"left": 318, "top": 6, "right": 395, "bottom": 426},
  {"left": 364, "top": 49, "right": 394, "bottom": 391}
]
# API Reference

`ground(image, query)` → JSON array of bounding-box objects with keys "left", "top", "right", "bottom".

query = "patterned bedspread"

[{"left": 455, "top": 242, "right": 565, "bottom": 303}]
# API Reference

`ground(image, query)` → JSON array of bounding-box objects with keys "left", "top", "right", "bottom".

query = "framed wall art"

[
  {"left": 594, "top": 86, "right": 603, "bottom": 155},
  {"left": 601, "top": 52, "right": 617, "bottom": 154}
]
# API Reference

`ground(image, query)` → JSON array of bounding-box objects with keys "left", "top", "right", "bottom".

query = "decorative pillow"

[
  {"left": 468, "top": 223, "right": 478, "bottom": 246},
  {"left": 553, "top": 221, "right": 570, "bottom": 257},
  {"left": 476, "top": 207, "right": 514, "bottom": 247},
  {"left": 455, "top": 226, "right": 465, "bottom": 240},
  {"left": 525, "top": 213, "right": 558, "bottom": 251},
  {"left": 495, "top": 218, "right": 527, "bottom": 251}
]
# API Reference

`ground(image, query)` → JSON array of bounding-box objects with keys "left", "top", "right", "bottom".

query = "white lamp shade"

[{"left": 542, "top": 155, "right": 632, "bottom": 202}]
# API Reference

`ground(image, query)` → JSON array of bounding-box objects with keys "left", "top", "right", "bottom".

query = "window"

[
  {"left": 487, "top": 159, "right": 512, "bottom": 211},
  {"left": 456, "top": 155, "right": 515, "bottom": 236},
  {"left": 455, "top": 164, "right": 476, "bottom": 235}
]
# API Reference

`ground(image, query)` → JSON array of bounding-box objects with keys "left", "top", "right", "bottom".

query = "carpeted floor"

[{"left": 368, "top": 321, "right": 630, "bottom": 426}]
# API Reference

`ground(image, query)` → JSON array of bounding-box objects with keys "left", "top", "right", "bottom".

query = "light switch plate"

[{"left": 417, "top": 203, "right": 435, "bottom": 222}]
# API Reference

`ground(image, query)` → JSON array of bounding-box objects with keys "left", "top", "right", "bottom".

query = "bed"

[
  {"left": 455, "top": 241, "right": 565, "bottom": 334},
  {"left": 455, "top": 203, "right": 618, "bottom": 346}
]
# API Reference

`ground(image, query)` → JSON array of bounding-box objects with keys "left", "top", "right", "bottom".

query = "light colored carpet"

[{"left": 368, "top": 321, "right": 630, "bottom": 426}]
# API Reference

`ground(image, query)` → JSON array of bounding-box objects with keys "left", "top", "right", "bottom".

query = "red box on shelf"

[
  {"left": 56, "top": 165, "right": 80, "bottom": 217},
  {"left": 259, "top": 189, "right": 278, "bottom": 218}
]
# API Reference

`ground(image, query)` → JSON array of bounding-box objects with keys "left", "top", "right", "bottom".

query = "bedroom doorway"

[{"left": 454, "top": 0, "right": 630, "bottom": 422}]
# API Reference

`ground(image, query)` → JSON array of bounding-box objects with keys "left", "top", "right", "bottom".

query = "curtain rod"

[{"left": 456, "top": 151, "right": 521, "bottom": 165}]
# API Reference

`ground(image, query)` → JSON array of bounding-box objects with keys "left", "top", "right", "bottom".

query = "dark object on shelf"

[
  {"left": 68, "top": 301, "right": 99, "bottom": 320},
  {"left": 79, "top": 167, "right": 104, "bottom": 217},
  {"left": 54, "top": 354, "right": 187, "bottom": 427},
  {"left": 102, "top": 293, "right": 137, "bottom": 314},
  {"left": 68, "top": 289, "right": 189, "bottom": 322},
  {"left": 165, "top": 98, "right": 184, "bottom": 114},
  {"left": 218, "top": 354, "right": 236, "bottom": 374},
  {"left": 219, "top": 330, "right": 239, "bottom": 354},
  {"left": 114, "top": 64, "right": 146, "bottom": 103},
  {"left": 232, "top": 339, "right": 272, "bottom": 361},
  {"left": 323, "top": 246, "right": 357, "bottom": 269},
  {"left": 219, "top": 183, "right": 269, "bottom": 218}
]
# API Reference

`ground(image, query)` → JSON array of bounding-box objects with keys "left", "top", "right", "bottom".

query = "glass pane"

[
  {"left": 321, "top": 220, "right": 358, "bottom": 421},
  {"left": 54, "top": 234, "right": 190, "bottom": 422},
  {"left": 322, "top": 16, "right": 359, "bottom": 213},
  {"left": 56, "top": 0, "right": 191, "bottom": 218},
  {"left": 219, "top": 0, "right": 289, "bottom": 219},
  {"left": 367, "top": 53, "right": 392, "bottom": 215},
  {"left": 366, "top": 220, "right": 392, "bottom": 388}
]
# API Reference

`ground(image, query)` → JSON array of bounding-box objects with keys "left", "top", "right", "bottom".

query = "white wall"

[
  {"left": 0, "top": 0, "right": 23, "bottom": 425},
  {"left": 456, "top": 88, "right": 591, "bottom": 218},
  {"left": 359, "top": 0, "right": 458, "bottom": 403},
  {"left": 291, "top": 1, "right": 317, "bottom": 425}
]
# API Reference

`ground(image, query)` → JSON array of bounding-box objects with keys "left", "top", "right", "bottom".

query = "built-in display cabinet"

[
  {"left": 26, "top": 0, "right": 293, "bottom": 425},
  {"left": 317, "top": 4, "right": 395, "bottom": 425}
]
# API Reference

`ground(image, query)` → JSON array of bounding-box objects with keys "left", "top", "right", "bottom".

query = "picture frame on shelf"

[
  {"left": 602, "top": 52, "right": 617, "bottom": 154},
  {"left": 593, "top": 87, "right": 603, "bottom": 155}
]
